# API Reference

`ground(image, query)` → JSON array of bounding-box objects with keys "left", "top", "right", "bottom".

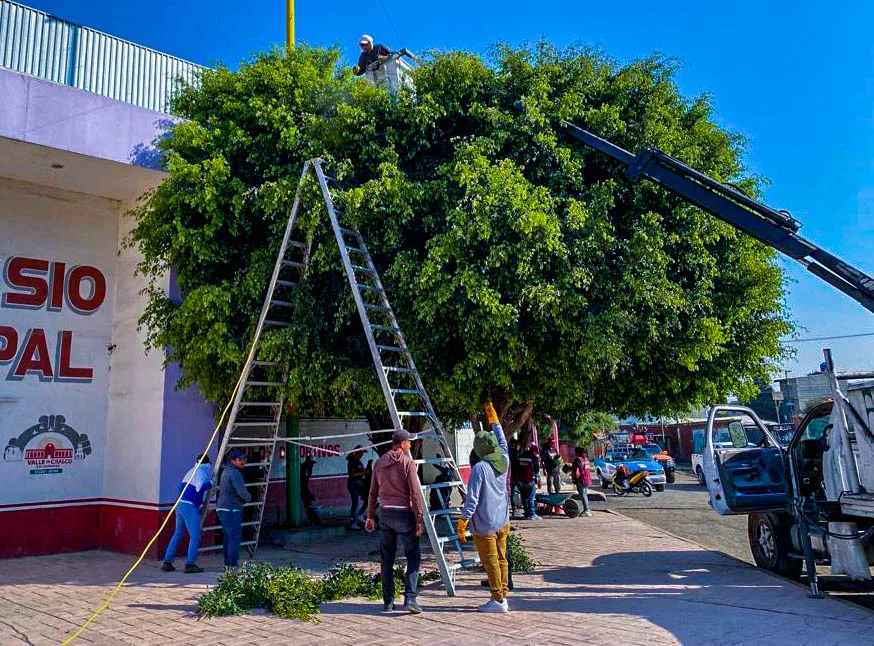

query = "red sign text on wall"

[{"left": 0, "top": 256, "right": 107, "bottom": 383}]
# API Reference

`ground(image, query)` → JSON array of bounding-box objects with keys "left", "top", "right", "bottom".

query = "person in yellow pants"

[{"left": 457, "top": 402, "right": 511, "bottom": 612}]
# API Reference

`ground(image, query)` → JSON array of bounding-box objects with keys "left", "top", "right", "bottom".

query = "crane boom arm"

[{"left": 556, "top": 118, "right": 874, "bottom": 314}]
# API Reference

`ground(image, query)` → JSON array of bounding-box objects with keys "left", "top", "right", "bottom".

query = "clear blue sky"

[{"left": 25, "top": 0, "right": 874, "bottom": 377}]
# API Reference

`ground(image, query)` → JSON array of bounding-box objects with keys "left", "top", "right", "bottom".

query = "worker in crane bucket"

[{"left": 353, "top": 34, "right": 392, "bottom": 76}]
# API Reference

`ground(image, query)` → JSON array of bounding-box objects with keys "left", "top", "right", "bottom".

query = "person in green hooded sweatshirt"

[{"left": 457, "top": 401, "right": 511, "bottom": 613}]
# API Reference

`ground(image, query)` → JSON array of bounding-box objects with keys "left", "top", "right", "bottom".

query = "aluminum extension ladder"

[{"left": 201, "top": 158, "right": 479, "bottom": 595}]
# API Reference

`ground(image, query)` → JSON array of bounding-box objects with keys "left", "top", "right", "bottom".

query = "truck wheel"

[
  {"left": 748, "top": 513, "right": 803, "bottom": 579},
  {"left": 666, "top": 473, "right": 675, "bottom": 484},
  {"left": 654, "top": 484, "right": 665, "bottom": 492},
  {"left": 696, "top": 466, "right": 706, "bottom": 486}
]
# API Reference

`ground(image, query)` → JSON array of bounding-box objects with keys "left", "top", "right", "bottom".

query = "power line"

[
  {"left": 375, "top": 0, "right": 406, "bottom": 50},
  {"left": 783, "top": 332, "right": 874, "bottom": 343}
]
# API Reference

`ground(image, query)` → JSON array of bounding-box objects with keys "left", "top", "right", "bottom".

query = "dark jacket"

[
  {"left": 355, "top": 43, "right": 392, "bottom": 74},
  {"left": 517, "top": 448, "right": 540, "bottom": 483},
  {"left": 217, "top": 464, "right": 251, "bottom": 511}
]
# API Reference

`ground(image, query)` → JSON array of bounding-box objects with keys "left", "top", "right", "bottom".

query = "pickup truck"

[{"left": 699, "top": 352, "right": 874, "bottom": 594}]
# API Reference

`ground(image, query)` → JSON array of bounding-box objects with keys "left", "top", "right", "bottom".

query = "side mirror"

[{"left": 728, "top": 422, "right": 747, "bottom": 449}]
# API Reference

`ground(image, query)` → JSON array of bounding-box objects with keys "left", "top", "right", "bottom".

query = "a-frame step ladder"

[{"left": 202, "top": 159, "right": 479, "bottom": 595}]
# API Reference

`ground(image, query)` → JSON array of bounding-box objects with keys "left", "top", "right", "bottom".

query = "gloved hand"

[
  {"left": 352, "top": 64, "right": 361, "bottom": 75},
  {"left": 456, "top": 518, "right": 469, "bottom": 543},
  {"left": 484, "top": 401, "right": 499, "bottom": 425}
]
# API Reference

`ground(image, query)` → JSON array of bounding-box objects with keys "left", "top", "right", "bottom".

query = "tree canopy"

[{"left": 129, "top": 43, "right": 792, "bottom": 431}]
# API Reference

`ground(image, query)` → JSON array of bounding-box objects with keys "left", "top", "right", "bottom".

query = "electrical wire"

[
  {"left": 784, "top": 332, "right": 874, "bottom": 343},
  {"left": 375, "top": 0, "right": 406, "bottom": 50}
]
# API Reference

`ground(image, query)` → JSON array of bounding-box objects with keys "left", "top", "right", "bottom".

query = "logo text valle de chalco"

[{"left": 0, "top": 256, "right": 106, "bottom": 383}]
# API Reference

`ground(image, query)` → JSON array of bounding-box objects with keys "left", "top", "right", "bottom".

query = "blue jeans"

[
  {"left": 519, "top": 482, "right": 537, "bottom": 518},
  {"left": 348, "top": 484, "right": 363, "bottom": 521},
  {"left": 163, "top": 502, "right": 202, "bottom": 565},
  {"left": 576, "top": 484, "right": 590, "bottom": 512},
  {"left": 379, "top": 509, "right": 420, "bottom": 604},
  {"left": 217, "top": 509, "right": 243, "bottom": 567}
]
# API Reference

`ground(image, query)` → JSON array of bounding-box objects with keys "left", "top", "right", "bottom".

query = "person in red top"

[
  {"left": 365, "top": 429, "right": 425, "bottom": 614},
  {"left": 571, "top": 446, "right": 592, "bottom": 517}
]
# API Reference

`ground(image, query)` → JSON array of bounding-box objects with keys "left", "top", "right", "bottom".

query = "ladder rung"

[
  {"left": 264, "top": 320, "right": 292, "bottom": 328},
  {"left": 352, "top": 265, "right": 375, "bottom": 274},
  {"left": 399, "top": 411, "right": 429, "bottom": 417},
  {"left": 438, "top": 534, "right": 469, "bottom": 545},
  {"left": 393, "top": 388, "right": 424, "bottom": 395},
  {"left": 252, "top": 362, "right": 282, "bottom": 367},
  {"left": 378, "top": 345, "right": 406, "bottom": 353},
  {"left": 227, "top": 441, "right": 277, "bottom": 448},
  {"left": 281, "top": 260, "right": 305, "bottom": 269},
  {"left": 240, "top": 462, "right": 272, "bottom": 468},
  {"left": 371, "top": 324, "right": 400, "bottom": 332},
  {"left": 233, "top": 421, "right": 278, "bottom": 427},
  {"left": 199, "top": 541, "right": 257, "bottom": 552},
  {"left": 384, "top": 366, "right": 415, "bottom": 373},
  {"left": 270, "top": 300, "right": 294, "bottom": 308},
  {"left": 429, "top": 507, "right": 462, "bottom": 517},
  {"left": 277, "top": 280, "right": 298, "bottom": 288},
  {"left": 423, "top": 480, "right": 463, "bottom": 490},
  {"left": 448, "top": 559, "right": 480, "bottom": 570},
  {"left": 246, "top": 381, "right": 284, "bottom": 387},
  {"left": 203, "top": 521, "right": 260, "bottom": 530},
  {"left": 205, "top": 501, "right": 264, "bottom": 511},
  {"left": 364, "top": 304, "right": 390, "bottom": 311},
  {"left": 244, "top": 482, "right": 269, "bottom": 488},
  {"left": 288, "top": 241, "right": 307, "bottom": 249},
  {"left": 346, "top": 247, "right": 367, "bottom": 256}
]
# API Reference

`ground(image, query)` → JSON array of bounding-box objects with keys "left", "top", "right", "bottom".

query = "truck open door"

[{"left": 702, "top": 406, "right": 792, "bottom": 515}]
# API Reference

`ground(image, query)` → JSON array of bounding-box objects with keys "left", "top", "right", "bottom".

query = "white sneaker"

[
  {"left": 478, "top": 599, "right": 508, "bottom": 613},
  {"left": 582, "top": 511, "right": 592, "bottom": 517},
  {"left": 501, "top": 599, "right": 509, "bottom": 612}
]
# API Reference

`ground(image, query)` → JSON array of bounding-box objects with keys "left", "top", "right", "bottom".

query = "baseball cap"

[
  {"left": 392, "top": 429, "right": 411, "bottom": 444},
  {"left": 359, "top": 34, "right": 374, "bottom": 46},
  {"left": 227, "top": 448, "right": 245, "bottom": 460}
]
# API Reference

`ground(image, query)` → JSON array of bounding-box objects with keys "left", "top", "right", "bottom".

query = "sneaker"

[
  {"left": 349, "top": 521, "right": 362, "bottom": 530},
  {"left": 582, "top": 511, "right": 592, "bottom": 517},
  {"left": 161, "top": 561, "right": 175, "bottom": 572},
  {"left": 382, "top": 601, "right": 394, "bottom": 613},
  {"left": 478, "top": 598, "right": 508, "bottom": 613},
  {"left": 184, "top": 564, "right": 204, "bottom": 574},
  {"left": 501, "top": 599, "right": 510, "bottom": 612},
  {"left": 530, "top": 514, "right": 542, "bottom": 520},
  {"left": 402, "top": 598, "right": 422, "bottom": 614}
]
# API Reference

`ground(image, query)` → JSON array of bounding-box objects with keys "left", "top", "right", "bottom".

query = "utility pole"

[{"left": 286, "top": 0, "right": 295, "bottom": 49}]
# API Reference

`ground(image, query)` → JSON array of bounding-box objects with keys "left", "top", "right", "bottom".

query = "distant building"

[{"left": 776, "top": 372, "right": 833, "bottom": 425}]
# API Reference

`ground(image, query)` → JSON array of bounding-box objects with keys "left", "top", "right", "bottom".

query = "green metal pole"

[{"left": 286, "top": 416, "right": 304, "bottom": 527}]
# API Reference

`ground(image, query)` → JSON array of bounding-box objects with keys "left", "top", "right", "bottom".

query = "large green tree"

[{"left": 130, "top": 43, "right": 791, "bottom": 432}]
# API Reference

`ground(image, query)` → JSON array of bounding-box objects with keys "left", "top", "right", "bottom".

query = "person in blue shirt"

[
  {"left": 162, "top": 454, "right": 212, "bottom": 573},
  {"left": 457, "top": 402, "right": 511, "bottom": 613}
]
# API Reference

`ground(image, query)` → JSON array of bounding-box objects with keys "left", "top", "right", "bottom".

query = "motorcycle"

[{"left": 611, "top": 466, "right": 653, "bottom": 497}]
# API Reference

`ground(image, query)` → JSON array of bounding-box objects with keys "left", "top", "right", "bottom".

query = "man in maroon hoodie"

[{"left": 365, "top": 429, "right": 425, "bottom": 614}]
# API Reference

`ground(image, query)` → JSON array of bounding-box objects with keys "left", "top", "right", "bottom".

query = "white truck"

[{"left": 700, "top": 350, "right": 874, "bottom": 595}]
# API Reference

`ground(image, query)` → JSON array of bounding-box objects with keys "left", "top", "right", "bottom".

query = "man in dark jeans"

[
  {"left": 217, "top": 448, "right": 252, "bottom": 567},
  {"left": 346, "top": 446, "right": 367, "bottom": 529},
  {"left": 517, "top": 443, "right": 541, "bottom": 520},
  {"left": 365, "top": 429, "right": 424, "bottom": 614}
]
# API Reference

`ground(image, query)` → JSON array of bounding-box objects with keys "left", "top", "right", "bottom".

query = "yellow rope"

[{"left": 63, "top": 336, "right": 262, "bottom": 644}]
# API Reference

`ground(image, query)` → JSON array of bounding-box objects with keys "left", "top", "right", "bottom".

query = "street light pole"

[{"left": 286, "top": 0, "right": 294, "bottom": 49}]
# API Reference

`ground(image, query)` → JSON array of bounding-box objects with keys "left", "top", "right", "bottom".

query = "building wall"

[{"left": 0, "top": 177, "right": 118, "bottom": 556}]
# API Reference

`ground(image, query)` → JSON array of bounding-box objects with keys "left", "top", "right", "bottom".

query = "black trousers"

[{"left": 379, "top": 508, "right": 421, "bottom": 604}]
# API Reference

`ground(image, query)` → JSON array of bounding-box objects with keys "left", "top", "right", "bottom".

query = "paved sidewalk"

[{"left": 1, "top": 511, "right": 873, "bottom": 645}]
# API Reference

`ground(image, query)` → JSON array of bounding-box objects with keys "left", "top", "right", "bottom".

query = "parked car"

[{"left": 593, "top": 449, "right": 667, "bottom": 492}]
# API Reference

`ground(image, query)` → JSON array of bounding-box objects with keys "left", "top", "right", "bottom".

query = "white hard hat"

[{"left": 359, "top": 34, "right": 374, "bottom": 46}]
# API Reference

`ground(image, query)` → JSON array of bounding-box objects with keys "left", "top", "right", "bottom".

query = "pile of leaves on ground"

[
  {"left": 199, "top": 562, "right": 409, "bottom": 622},
  {"left": 507, "top": 532, "right": 537, "bottom": 572},
  {"left": 198, "top": 537, "right": 536, "bottom": 621}
]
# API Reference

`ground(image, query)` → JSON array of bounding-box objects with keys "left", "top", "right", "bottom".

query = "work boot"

[
  {"left": 184, "top": 564, "right": 204, "bottom": 574},
  {"left": 161, "top": 561, "right": 175, "bottom": 572},
  {"left": 401, "top": 597, "right": 422, "bottom": 614}
]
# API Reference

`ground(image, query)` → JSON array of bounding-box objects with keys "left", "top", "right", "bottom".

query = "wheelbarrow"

[{"left": 534, "top": 488, "right": 607, "bottom": 518}]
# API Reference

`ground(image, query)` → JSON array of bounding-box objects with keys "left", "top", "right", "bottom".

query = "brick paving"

[{"left": 1, "top": 510, "right": 873, "bottom": 645}]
